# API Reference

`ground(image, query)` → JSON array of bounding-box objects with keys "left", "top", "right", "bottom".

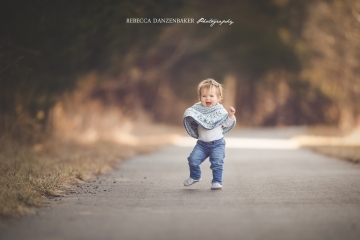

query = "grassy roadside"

[
  {"left": 306, "top": 146, "right": 360, "bottom": 163},
  {"left": 0, "top": 141, "right": 153, "bottom": 218},
  {"left": 0, "top": 124, "right": 183, "bottom": 219},
  {"left": 292, "top": 126, "right": 360, "bottom": 164}
]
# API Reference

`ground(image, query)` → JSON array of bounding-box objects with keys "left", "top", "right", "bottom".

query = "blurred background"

[{"left": 1, "top": 0, "right": 360, "bottom": 144}]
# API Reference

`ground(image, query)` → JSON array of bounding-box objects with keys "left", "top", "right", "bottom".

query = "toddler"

[{"left": 183, "top": 78, "right": 236, "bottom": 190}]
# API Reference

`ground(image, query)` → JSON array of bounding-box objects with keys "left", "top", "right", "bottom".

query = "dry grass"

[
  {"left": 0, "top": 135, "right": 175, "bottom": 219},
  {"left": 0, "top": 103, "right": 184, "bottom": 219},
  {"left": 292, "top": 125, "right": 360, "bottom": 164},
  {"left": 307, "top": 146, "right": 360, "bottom": 163}
]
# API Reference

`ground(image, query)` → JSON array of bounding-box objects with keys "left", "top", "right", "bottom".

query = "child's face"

[{"left": 200, "top": 87, "right": 219, "bottom": 107}]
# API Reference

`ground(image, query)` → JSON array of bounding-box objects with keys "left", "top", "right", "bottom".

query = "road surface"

[{"left": 1, "top": 128, "right": 360, "bottom": 240}]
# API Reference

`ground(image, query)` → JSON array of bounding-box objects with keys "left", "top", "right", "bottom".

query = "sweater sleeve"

[{"left": 222, "top": 116, "right": 236, "bottom": 127}]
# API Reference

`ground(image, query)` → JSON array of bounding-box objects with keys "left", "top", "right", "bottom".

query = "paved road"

[{"left": 1, "top": 128, "right": 360, "bottom": 240}]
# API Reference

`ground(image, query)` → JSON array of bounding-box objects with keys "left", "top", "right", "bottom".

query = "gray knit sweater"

[{"left": 183, "top": 102, "right": 236, "bottom": 139}]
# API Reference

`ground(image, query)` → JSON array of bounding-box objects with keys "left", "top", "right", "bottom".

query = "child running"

[{"left": 183, "top": 78, "right": 236, "bottom": 190}]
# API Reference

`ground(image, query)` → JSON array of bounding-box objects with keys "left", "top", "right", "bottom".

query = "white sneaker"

[
  {"left": 211, "top": 182, "right": 222, "bottom": 190},
  {"left": 183, "top": 177, "right": 201, "bottom": 186}
]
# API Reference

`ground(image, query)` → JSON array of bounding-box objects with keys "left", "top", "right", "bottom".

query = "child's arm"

[
  {"left": 222, "top": 106, "right": 236, "bottom": 127},
  {"left": 228, "top": 106, "right": 235, "bottom": 119}
]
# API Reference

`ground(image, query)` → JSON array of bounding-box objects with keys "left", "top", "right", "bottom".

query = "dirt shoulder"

[
  {"left": 292, "top": 126, "right": 360, "bottom": 163},
  {"left": 0, "top": 123, "right": 184, "bottom": 219}
]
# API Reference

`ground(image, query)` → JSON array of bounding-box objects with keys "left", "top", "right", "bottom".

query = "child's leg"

[
  {"left": 209, "top": 139, "right": 226, "bottom": 184},
  {"left": 188, "top": 141, "right": 208, "bottom": 180}
]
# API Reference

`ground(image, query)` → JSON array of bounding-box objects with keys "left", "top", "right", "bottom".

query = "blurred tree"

[
  {"left": 300, "top": 0, "right": 360, "bottom": 130},
  {"left": 1, "top": 0, "right": 358, "bottom": 141},
  {"left": 0, "top": 0, "right": 184, "bottom": 141}
]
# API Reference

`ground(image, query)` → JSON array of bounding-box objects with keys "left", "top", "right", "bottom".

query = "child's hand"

[{"left": 228, "top": 106, "right": 236, "bottom": 118}]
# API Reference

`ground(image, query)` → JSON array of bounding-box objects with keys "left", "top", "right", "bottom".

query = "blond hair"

[{"left": 197, "top": 78, "right": 224, "bottom": 102}]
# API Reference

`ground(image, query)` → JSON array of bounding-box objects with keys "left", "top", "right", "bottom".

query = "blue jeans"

[{"left": 187, "top": 138, "right": 226, "bottom": 184}]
